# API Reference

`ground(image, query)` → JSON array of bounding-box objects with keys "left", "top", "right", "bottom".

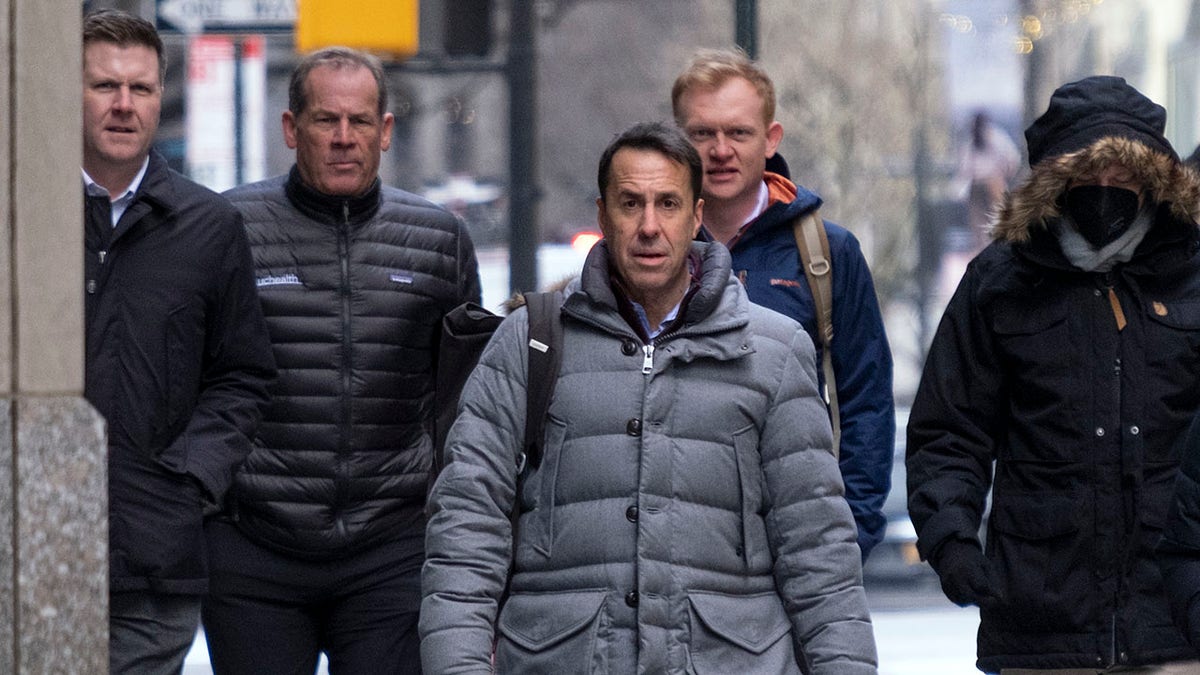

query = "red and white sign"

[{"left": 186, "top": 34, "right": 266, "bottom": 191}]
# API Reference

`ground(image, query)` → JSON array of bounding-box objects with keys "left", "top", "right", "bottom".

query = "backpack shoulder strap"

[
  {"left": 522, "top": 291, "right": 563, "bottom": 471},
  {"left": 792, "top": 210, "right": 841, "bottom": 458},
  {"left": 506, "top": 290, "right": 563, "bottom": 600}
]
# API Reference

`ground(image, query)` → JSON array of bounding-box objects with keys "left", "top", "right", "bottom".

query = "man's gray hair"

[{"left": 288, "top": 47, "right": 388, "bottom": 117}]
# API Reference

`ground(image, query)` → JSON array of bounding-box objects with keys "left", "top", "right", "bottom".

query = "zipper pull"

[
  {"left": 1107, "top": 287, "right": 1127, "bottom": 332},
  {"left": 642, "top": 344, "right": 654, "bottom": 374},
  {"left": 98, "top": 250, "right": 107, "bottom": 264},
  {"left": 343, "top": 201, "right": 350, "bottom": 225}
]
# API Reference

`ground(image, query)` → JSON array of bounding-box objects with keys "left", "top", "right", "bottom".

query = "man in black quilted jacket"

[{"left": 201, "top": 47, "right": 480, "bottom": 675}]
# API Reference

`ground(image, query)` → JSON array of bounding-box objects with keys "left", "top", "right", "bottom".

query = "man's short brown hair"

[
  {"left": 671, "top": 48, "right": 775, "bottom": 128},
  {"left": 83, "top": 9, "right": 166, "bottom": 84}
]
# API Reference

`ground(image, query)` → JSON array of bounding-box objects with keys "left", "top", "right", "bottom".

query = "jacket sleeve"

[
  {"left": 159, "top": 209, "right": 275, "bottom": 505},
  {"left": 828, "top": 226, "right": 895, "bottom": 560},
  {"left": 765, "top": 328, "right": 877, "bottom": 674},
  {"left": 421, "top": 310, "right": 528, "bottom": 674},
  {"left": 1158, "top": 414, "right": 1200, "bottom": 652},
  {"left": 906, "top": 262, "right": 998, "bottom": 563}
]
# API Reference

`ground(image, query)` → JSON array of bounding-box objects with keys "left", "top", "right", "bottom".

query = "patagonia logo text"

[
  {"left": 257, "top": 274, "right": 302, "bottom": 287},
  {"left": 770, "top": 278, "right": 803, "bottom": 288},
  {"left": 390, "top": 273, "right": 414, "bottom": 284}
]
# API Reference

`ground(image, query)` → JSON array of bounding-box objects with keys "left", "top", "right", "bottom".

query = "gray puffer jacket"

[{"left": 421, "top": 241, "right": 876, "bottom": 674}]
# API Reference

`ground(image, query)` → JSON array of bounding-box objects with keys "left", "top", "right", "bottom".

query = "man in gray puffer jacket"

[{"left": 421, "top": 122, "right": 876, "bottom": 674}]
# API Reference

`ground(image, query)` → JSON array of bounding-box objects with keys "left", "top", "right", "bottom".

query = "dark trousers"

[
  {"left": 110, "top": 591, "right": 202, "bottom": 675},
  {"left": 202, "top": 519, "right": 423, "bottom": 675}
]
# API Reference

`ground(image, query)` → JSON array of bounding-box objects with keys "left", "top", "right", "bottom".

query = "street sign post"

[{"left": 156, "top": 0, "right": 296, "bottom": 34}]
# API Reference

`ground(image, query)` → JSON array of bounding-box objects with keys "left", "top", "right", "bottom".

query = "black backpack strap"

[
  {"left": 522, "top": 291, "right": 563, "bottom": 471},
  {"left": 504, "top": 291, "right": 563, "bottom": 607}
]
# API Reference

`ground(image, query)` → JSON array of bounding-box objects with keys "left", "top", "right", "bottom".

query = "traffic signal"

[
  {"left": 296, "top": 0, "right": 420, "bottom": 59},
  {"left": 444, "top": 0, "right": 492, "bottom": 57}
]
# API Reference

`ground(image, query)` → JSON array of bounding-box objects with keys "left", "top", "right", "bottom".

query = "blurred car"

[
  {"left": 862, "top": 407, "right": 940, "bottom": 586},
  {"left": 421, "top": 174, "right": 507, "bottom": 246},
  {"left": 477, "top": 235, "right": 598, "bottom": 312}
]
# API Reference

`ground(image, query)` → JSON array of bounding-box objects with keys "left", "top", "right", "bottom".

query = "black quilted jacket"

[{"left": 223, "top": 167, "right": 480, "bottom": 559}]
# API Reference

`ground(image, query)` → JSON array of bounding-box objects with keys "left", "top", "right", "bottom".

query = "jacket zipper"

[
  {"left": 641, "top": 344, "right": 654, "bottom": 374},
  {"left": 642, "top": 324, "right": 689, "bottom": 374},
  {"left": 1103, "top": 273, "right": 1120, "bottom": 670},
  {"left": 335, "top": 201, "right": 353, "bottom": 537}
]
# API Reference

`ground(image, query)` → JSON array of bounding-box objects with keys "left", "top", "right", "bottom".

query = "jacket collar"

[
  {"left": 284, "top": 165, "right": 382, "bottom": 226},
  {"left": 567, "top": 240, "right": 752, "bottom": 358},
  {"left": 102, "top": 150, "right": 175, "bottom": 245},
  {"left": 129, "top": 150, "right": 177, "bottom": 214},
  {"left": 697, "top": 173, "right": 824, "bottom": 247},
  {"left": 1015, "top": 204, "right": 1199, "bottom": 276}
]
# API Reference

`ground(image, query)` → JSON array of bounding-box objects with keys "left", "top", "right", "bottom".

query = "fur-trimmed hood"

[
  {"left": 501, "top": 275, "right": 575, "bottom": 314},
  {"left": 993, "top": 136, "right": 1200, "bottom": 244}
]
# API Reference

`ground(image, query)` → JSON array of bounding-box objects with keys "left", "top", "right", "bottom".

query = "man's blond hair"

[{"left": 671, "top": 48, "right": 776, "bottom": 127}]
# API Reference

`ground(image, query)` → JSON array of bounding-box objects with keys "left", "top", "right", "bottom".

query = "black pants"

[
  {"left": 202, "top": 519, "right": 423, "bottom": 675},
  {"left": 110, "top": 590, "right": 201, "bottom": 674}
]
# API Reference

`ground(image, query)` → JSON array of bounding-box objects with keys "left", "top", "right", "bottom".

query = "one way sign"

[{"left": 157, "top": 0, "right": 296, "bottom": 34}]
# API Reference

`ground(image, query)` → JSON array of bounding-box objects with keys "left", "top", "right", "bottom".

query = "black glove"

[{"left": 931, "top": 539, "right": 1004, "bottom": 609}]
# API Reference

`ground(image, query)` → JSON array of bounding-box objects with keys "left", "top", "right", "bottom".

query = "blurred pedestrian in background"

[
  {"left": 953, "top": 110, "right": 1021, "bottom": 254},
  {"left": 908, "top": 75, "right": 1200, "bottom": 674}
]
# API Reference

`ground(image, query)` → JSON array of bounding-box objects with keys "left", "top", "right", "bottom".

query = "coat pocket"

[
  {"left": 522, "top": 416, "right": 567, "bottom": 559},
  {"left": 164, "top": 302, "right": 202, "bottom": 429},
  {"left": 495, "top": 589, "right": 607, "bottom": 675},
  {"left": 686, "top": 590, "right": 801, "bottom": 675},
  {"left": 733, "top": 426, "right": 769, "bottom": 569},
  {"left": 154, "top": 302, "right": 203, "bottom": 463},
  {"left": 987, "top": 493, "right": 1089, "bottom": 630},
  {"left": 990, "top": 298, "right": 1079, "bottom": 461}
]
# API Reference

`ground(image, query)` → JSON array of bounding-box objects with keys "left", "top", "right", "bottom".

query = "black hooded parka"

[{"left": 908, "top": 133, "right": 1200, "bottom": 670}]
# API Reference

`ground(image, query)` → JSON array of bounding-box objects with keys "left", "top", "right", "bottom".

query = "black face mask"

[{"left": 1063, "top": 185, "right": 1141, "bottom": 248}]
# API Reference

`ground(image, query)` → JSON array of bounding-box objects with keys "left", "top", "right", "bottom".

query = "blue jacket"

[{"left": 705, "top": 173, "right": 895, "bottom": 559}]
